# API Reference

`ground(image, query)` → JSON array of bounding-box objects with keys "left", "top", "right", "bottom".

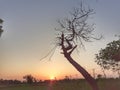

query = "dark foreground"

[{"left": 0, "top": 79, "right": 120, "bottom": 90}]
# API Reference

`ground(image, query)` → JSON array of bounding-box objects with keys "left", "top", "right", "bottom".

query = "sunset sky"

[{"left": 0, "top": 0, "right": 120, "bottom": 80}]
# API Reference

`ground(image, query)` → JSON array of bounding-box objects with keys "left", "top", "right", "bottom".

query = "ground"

[{"left": 0, "top": 79, "right": 120, "bottom": 90}]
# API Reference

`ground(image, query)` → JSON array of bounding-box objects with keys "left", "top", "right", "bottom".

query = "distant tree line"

[
  {"left": 0, "top": 79, "right": 21, "bottom": 85},
  {"left": 0, "top": 74, "right": 119, "bottom": 85}
]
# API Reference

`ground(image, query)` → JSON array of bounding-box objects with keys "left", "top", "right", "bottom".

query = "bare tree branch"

[
  {"left": 55, "top": 2, "right": 101, "bottom": 90},
  {"left": 69, "top": 45, "right": 77, "bottom": 55}
]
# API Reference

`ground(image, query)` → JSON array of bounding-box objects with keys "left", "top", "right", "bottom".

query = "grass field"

[{"left": 0, "top": 79, "right": 120, "bottom": 90}]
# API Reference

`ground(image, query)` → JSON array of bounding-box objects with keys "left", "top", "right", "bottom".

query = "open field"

[{"left": 0, "top": 79, "right": 120, "bottom": 90}]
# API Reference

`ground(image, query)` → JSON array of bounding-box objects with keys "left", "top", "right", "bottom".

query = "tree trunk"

[
  {"left": 102, "top": 68, "right": 106, "bottom": 78},
  {"left": 64, "top": 54, "right": 99, "bottom": 90},
  {"left": 118, "top": 70, "right": 120, "bottom": 79}
]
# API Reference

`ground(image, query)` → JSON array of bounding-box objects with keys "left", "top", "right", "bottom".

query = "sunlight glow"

[{"left": 50, "top": 75, "right": 55, "bottom": 80}]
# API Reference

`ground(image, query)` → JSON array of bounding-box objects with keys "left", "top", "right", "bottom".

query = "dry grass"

[{"left": 0, "top": 79, "right": 120, "bottom": 90}]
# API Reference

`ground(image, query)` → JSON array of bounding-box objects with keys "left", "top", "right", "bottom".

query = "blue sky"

[{"left": 0, "top": 0, "right": 120, "bottom": 80}]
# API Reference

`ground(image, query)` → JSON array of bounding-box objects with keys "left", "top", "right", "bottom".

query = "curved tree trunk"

[
  {"left": 64, "top": 53, "right": 99, "bottom": 90},
  {"left": 118, "top": 70, "right": 120, "bottom": 79}
]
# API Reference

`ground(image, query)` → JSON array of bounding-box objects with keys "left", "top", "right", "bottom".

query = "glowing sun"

[{"left": 50, "top": 76, "right": 55, "bottom": 80}]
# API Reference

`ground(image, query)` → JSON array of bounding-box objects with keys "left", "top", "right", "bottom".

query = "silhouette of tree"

[
  {"left": 96, "top": 39, "right": 120, "bottom": 78},
  {"left": 0, "top": 79, "right": 21, "bottom": 84},
  {"left": 0, "top": 18, "right": 3, "bottom": 37},
  {"left": 97, "top": 74, "right": 102, "bottom": 79},
  {"left": 64, "top": 76, "right": 70, "bottom": 81},
  {"left": 55, "top": 3, "right": 101, "bottom": 90},
  {"left": 23, "top": 75, "right": 35, "bottom": 84}
]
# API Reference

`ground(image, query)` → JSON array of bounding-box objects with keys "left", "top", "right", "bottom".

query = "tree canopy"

[
  {"left": 56, "top": 4, "right": 101, "bottom": 52},
  {"left": 23, "top": 75, "right": 36, "bottom": 84},
  {"left": 95, "top": 39, "right": 120, "bottom": 72}
]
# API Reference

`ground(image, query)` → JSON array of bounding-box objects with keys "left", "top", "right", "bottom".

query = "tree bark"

[
  {"left": 64, "top": 53, "right": 99, "bottom": 90},
  {"left": 118, "top": 70, "right": 120, "bottom": 79}
]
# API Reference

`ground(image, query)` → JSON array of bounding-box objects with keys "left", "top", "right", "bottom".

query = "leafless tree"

[{"left": 55, "top": 3, "right": 101, "bottom": 90}]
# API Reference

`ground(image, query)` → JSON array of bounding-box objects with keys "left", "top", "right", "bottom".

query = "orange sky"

[{"left": 1, "top": 0, "right": 120, "bottom": 81}]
